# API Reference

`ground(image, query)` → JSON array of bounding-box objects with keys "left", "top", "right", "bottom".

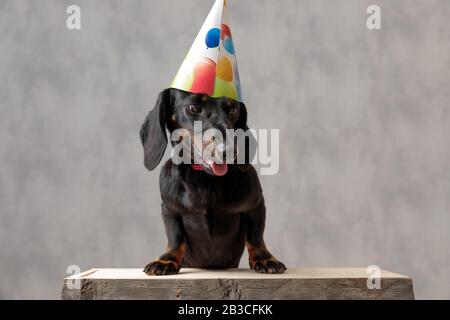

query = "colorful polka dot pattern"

[
  {"left": 221, "top": 24, "right": 235, "bottom": 55},
  {"left": 170, "top": 0, "right": 243, "bottom": 102},
  {"left": 205, "top": 28, "right": 221, "bottom": 49}
]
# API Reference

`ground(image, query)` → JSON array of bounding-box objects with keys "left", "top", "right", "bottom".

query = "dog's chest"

[
  {"left": 181, "top": 210, "right": 242, "bottom": 241},
  {"left": 183, "top": 184, "right": 251, "bottom": 215},
  {"left": 162, "top": 164, "right": 260, "bottom": 215}
]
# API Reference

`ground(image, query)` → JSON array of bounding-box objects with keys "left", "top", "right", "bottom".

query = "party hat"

[{"left": 171, "top": 0, "right": 243, "bottom": 102}]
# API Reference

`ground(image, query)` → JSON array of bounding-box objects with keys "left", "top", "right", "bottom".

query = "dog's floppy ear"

[
  {"left": 236, "top": 102, "right": 248, "bottom": 132},
  {"left": 236, "top": 102, "right": 256, "bottom": 172},
  {"left": 140, "top": 89, "right": 172, "bottom": 171}
]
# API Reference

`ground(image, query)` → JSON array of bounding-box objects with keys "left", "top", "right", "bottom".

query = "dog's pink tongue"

[{"left": 211, "top": 163, "right": 228, "bottom": 176}]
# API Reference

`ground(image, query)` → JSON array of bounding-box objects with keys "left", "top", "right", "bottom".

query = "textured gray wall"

[{"left": 1, "top": 0, "right": 449, "bottom": 299}]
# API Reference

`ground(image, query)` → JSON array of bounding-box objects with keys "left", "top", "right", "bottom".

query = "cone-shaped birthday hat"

[{"left": 171, "top": 0, "right": 243, "bottom": 102}]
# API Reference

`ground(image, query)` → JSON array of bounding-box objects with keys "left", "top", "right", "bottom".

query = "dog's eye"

[
  {"left": 188, "top": 105, "right": 202, "bottom": 114},
  {"left": 229, "top": 106, "right": 239, "bottom": 120}
]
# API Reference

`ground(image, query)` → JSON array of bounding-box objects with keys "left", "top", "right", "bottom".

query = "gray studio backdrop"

[{"left": 0, "top": 0, "right": 449, "bottom": 299}]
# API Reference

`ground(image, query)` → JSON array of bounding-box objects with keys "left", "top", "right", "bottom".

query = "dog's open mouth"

[
  {"left": 204, "top": 159, "right": 228, "bottom": 176},
  {"left": 191, "top": 143, "right": 229, "bottom": 176}
]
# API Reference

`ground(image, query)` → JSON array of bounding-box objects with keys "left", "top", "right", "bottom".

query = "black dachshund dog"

[{"left": 139, "top": 88, "right": 286, "bottom": 275}]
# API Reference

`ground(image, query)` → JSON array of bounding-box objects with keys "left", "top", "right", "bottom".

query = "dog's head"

[{"left": 140, "top": 88, "right": 254, "bottom": 176}]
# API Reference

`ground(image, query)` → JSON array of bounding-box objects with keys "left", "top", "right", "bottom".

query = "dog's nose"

[{"left": 216, "top": 143, "right": 234, "bottom": 161}]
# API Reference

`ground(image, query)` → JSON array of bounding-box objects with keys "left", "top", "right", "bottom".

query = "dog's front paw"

[
  {"left": 249, "top": 258, "right": 286, "bottom": 274},
  {"left": 143, "top": 260, "right": 180, "bottom": 276}
]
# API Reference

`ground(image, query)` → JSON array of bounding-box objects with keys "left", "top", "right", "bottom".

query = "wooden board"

[{"left": 61, "top": 268, "right": 414, "bottom": 300}]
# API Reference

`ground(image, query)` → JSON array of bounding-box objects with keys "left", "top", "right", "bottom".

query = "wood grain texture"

[{"left": 61, "top": 268, "right": 414, "bottom": 300}]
